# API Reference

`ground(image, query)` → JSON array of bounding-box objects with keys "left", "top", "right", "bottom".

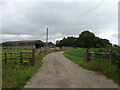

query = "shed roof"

[
  {"left": 44, "top": 42, "right": 54, "bottom": 45},
  {"left": 2, "top": 40, "right": 44, "bottom": 44}
]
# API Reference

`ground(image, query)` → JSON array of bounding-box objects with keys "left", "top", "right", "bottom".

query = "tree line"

[{"left": 56, "top": 31, "right": 112, "bottom": 48}]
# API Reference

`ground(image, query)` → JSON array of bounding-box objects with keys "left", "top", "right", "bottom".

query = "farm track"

[{"left": 24, "top": 52, "right": 118, "bottom": 88}]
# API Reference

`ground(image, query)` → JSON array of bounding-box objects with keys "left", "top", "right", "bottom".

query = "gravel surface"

[{"left": 24, "top": 52, "right": 118, "bottom": 88}]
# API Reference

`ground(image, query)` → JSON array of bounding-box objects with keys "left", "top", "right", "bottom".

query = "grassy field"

[
  {"left": 64, "top": 48, "right": 120, "bottom": 85},
  {"left": 2, "top": 49, "right": 63, "bottom": 88},
  {"left": 2, "top": 49, "right": 31, "bottom": 53}
]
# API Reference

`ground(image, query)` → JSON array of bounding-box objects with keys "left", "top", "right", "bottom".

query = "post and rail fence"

[
  {"left": 84, "top": 49, "right": 120, "bottom": 67},
  {"left": 0, "top": 48, "right": 39, "bottom": 66}
]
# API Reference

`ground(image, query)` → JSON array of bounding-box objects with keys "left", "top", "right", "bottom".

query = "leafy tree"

[
  {"left": 78, "top": 31, "right": 96, "bottom": 48},
  {"left": 55, "top": 30, "right": 112, "bottom": 48}
]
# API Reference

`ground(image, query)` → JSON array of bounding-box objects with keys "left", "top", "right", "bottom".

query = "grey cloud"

[
  {"left": 1, "top": 34, "right": 46, "bottom": 42},
  {"left": 1, "top": 1, "right": 118, "bottom": 44}
]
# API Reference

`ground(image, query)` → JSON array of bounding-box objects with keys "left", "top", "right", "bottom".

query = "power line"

[{"left": 79, "top": 2, "right": 104, "bottom": 17}]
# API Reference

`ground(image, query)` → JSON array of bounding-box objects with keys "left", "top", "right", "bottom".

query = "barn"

[
  {"left": 44, "top": 42, "right": 55, "bottom": 48},
  {"left": 2, "top": 40, "right": 44, "bottom": 49}
]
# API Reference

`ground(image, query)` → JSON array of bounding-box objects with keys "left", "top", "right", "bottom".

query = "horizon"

[{"left": 0, "top": 30, "right": 118, "bottom": 45}]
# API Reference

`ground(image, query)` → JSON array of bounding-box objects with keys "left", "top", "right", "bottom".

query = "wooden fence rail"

[
  {"left": 0, "top": 48, "right": 36, "bottom": 66},
  {"left": 85, "top": 49, "right": 120, "bottom": 67}
]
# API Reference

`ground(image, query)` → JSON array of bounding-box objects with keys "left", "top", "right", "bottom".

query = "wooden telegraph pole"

[{"left": 46, "top": 28, "right": 48, "bottom": 49}]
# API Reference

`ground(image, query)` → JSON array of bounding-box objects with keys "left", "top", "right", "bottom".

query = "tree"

[
  {"left": 55, "top": 30, "right": 112, "bottom": 48},
  {"left": 78, "top": 31, "right": 96, "bottom": 48}
]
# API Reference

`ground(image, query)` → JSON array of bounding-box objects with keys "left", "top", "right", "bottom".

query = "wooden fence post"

[
  {"left": 10, "top": 53, "right": 12, "bottom": 61},
  {"left": 20, "top": 52, "right": 23, "bottom": 64},
  {"left": 5, "top": 53, "right": 7, "bottom": 64},
  {"left": 89, "top": 53, "right": 91, "bottom": 61},
  {"left": 30, "top": 47, "right": 35, "bottom": 66},
  {"left": 84, "top": 50, "right": 86, "bottom": 61},
  {"left": 39, "top": 50, "right": 41, "bottom": 60},
  {"left": 85, "top": 49, "right": 90, "bottom": 62},
  {"left": 109, "top": 49, "right": 112, "bottom": 68}
]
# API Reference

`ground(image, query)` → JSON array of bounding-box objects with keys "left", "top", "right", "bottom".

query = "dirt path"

[{"left": 24, "top": 52, "right": 118, "bottom": 88}]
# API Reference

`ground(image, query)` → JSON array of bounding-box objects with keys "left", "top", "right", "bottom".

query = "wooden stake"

[
  {"left": 86, "top": 49, "right": 89, "bottom": 62},
  {"left": 29, "top": 47, "right": 35, "bottom": 66},
  {"left": 5, "top": 53, "right": 7, "bottom": 64},
  {"left": 20, "top": 52, "right": 23, "bottom": 64}
]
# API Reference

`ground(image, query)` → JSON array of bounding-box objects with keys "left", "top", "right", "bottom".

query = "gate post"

[
  {"left": 20, "top": 52, "right": 23, "bottom": 64},
  {"left": 109, "top": 49, "right": 112, "bottom": 68},
  {"left": 30, "top": 47, "right": 35, "bottom": 66},
  {"left": 85, "top": 49, "right": 89, "bottom": 62}
]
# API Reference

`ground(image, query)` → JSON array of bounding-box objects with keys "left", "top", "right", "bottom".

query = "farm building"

[
  {"left": 44, "top": 42, "right": 55, "bottom": 48},
  {"left": 1, "top": 40, "right": 44, "bottom": 49}
]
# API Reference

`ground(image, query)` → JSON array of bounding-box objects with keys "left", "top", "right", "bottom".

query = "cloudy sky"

[{"left": 0, "top": 0, "right": 118, "bottom": 44}]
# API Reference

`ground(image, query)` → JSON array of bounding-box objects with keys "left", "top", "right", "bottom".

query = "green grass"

[
  {"left": 2, "top": 49, "right": 63, "bottom": 88},
  {"left": 64, "top": 48, "right": 101, "bottom": 65},
  {"left": 64, "top": 48, "right": 120, "bottom": 85},
  {"left": 2, "top": 60, "right": 42, "bottom": 88},
  {"left": 2, "top": 49, "right": 31, "bottom": 53},
  {"left": 64, "top": 48, "right": 84, "bottom": 65}
]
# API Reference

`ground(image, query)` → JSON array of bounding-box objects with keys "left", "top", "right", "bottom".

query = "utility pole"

[
  {"left": 54, "top": 37, "right": 56, "bottom": 48},
  {"left": 46, "top": 28, "right": 48, "bottom": 43},
  {"left": 46, "top": 27, "right": 48, "bottom": 49}
]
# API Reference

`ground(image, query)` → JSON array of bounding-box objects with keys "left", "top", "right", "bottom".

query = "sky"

[{"left": 0, "top": 0, "right": 119, "bottom": 45}]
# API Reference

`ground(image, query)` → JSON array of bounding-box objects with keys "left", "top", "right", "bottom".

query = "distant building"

[
  {"left": 1, "top": 40, "right": 44, "bottom": 49},
  {"left": 44, "top": 42, "right": 55, "bottom": 48}
]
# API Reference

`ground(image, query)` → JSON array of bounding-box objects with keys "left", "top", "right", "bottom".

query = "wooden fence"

[
  {"left": 84, "top": 49, "right": 120, "bottom": 67},
  {"left": 0, "top": 48, "right": 36, "bottom": 66},
  {"left": 35, "top": 49, "right": 44, "bottom": 60}
]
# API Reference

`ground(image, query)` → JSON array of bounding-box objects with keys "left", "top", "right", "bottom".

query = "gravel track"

[{"left": 24, "top": 52, "right": 118, "bottom": 88}]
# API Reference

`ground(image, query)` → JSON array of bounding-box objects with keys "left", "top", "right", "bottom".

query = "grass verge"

[
  {"left": 64, "top": 48, "right": 120, "bottom": 85},
  {"left": 2, "top": 60, "right": 42, "bottom": 88}
]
